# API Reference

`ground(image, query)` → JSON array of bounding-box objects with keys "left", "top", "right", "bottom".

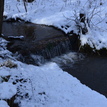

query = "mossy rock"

[
  {"left": 80, "top": 44, "right": 107, "bottom": 56},
  {"left": 80, "top": 44, "right": 94, "bottom": 54},
  {"left": 97, "top": 48, "right": 107, "bottom": 56}
]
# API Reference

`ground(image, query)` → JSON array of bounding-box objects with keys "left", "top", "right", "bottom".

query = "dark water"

[
  {"left": 63, "top": 56, "right": 107, "bottom": 97},
  {"left": 2, "top": 22, "right": 65, "bottom": 41}
]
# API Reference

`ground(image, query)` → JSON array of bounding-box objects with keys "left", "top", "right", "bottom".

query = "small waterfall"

[
  {"left": 30, "top": 39, "right": 72, "bottom": 65},
  {"left": 36, "top": 40, "right": 71, "bottom": 59}
]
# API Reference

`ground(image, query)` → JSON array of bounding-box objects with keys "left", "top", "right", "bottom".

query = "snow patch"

[
  {"left": 0, "top": 82, "right": 17, "bottom": 99},
  {"left": 0, "top": 100, "right": 9, "bottom": 107}
]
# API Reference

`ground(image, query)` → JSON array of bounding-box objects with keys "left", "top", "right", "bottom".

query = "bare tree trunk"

[
  {"left": 0, "top": 0, "right": 4, "bottom": 36},
  {"left": 23, "top": 0, "right": 27, "bottom": 12}
]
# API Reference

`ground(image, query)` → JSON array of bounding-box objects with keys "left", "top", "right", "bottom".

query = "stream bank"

[{"left": 63, "top": 55, "right": 107, "bottom": 97}]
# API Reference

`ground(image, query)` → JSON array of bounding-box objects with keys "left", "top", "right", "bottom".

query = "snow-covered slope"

[{"left": 1, "top": 58, "right": 107, "bottom": 107}]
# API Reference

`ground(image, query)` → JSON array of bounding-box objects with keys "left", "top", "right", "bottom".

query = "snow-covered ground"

[{"left": 1, "top": 0, "right": 107, "bottom": 107}]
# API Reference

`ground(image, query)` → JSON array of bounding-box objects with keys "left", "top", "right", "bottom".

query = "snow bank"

[
  {"left": 0, "top": 100, "right": 9, "bottom": 107},
  {"left": 6, "top": 61, "right": 107, "bottom": 107},
  {"left": 0, "top": 82, "right": 17, "bottom": 99}
]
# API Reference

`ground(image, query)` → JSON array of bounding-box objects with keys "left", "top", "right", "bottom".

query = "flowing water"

[{"left": 3, "top": 22, "right": 107, "bottom": 98}]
